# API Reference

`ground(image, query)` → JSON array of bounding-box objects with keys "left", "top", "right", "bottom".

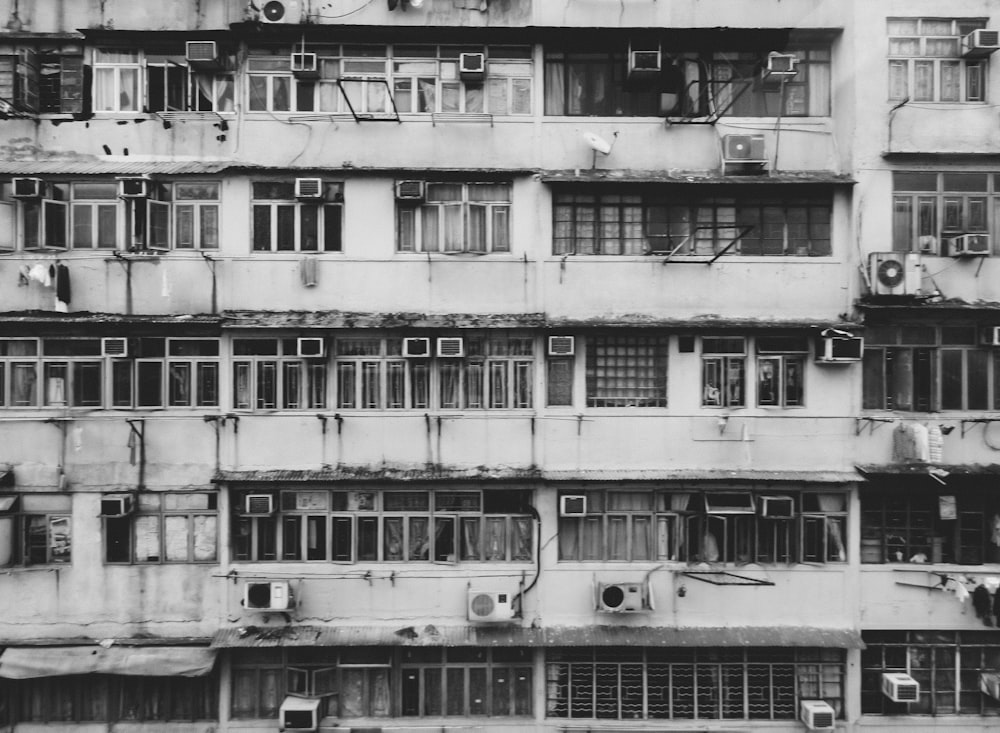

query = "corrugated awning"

[
  {"left": 214, "top": 467, "right": 859, "bottom": 485},
  {"left": 211, "top": 625, "right": 863, "bottom": 649},
  {"left": 0, "top": 646, "right": 217, "bottom": 679},
  {"left": 0, "top": 160, "right": 238, "bottom": 176},
  {"left": 539, "top": 170, "right": 856, "bottom": 186},
  {"left": 857, "top": 463, "right": 1000, "bottom": 477}
]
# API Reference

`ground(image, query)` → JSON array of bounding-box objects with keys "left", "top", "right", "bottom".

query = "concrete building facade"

[{"left": 0, "top": 0, "right": 998, "bottom": 731}]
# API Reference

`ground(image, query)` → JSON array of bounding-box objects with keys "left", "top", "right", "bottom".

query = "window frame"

[
  {"left": 585, "top": 334, "right": 669, "bottom": 408},
  {"left": 887, "top": 18, "right": 988, "bottom": 104},
  {"left": 0, "top": 493, "right": 72, "bottom": 566},
  {"left": 104, "top": 491, "right": 219, "bottom": 565},
  {"left": 396, "top": 181, "right": 512, "bottom": 254},
  {"left": 251, "top": 180, "right": 344, "bottom": 253}
]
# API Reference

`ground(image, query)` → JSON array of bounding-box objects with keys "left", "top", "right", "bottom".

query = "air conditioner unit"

[
  {"left": 291, "top": 52, "right": 319, "bottom": 78},
  {"left": 963, "top": 29, "right": 1000, "bottom": 58},
  {"left": 467, "top": 590, "right": 516, "bottom": 623},
  {"left": 869, "top": 252, "right": 922, "bottom": 296},
  {"left": 101, "top": 337, "right": 129, "bottom": 357},
  {"left": 759, "top": 496, "right": 795, "bottom": 518},
  {"left": 11, "top": 177, "right": 43, "bottom": 198},
  {"left": 294, "top": 178, "right": 323, "bottom": 200},
  {"left": 597, "top": 581, "right": 648, "bottom": 613},
  {"left": 983, "top": 326, "right": 1000, "bottom": 347},
  {"left": 395, "top": 180, "right": 425, "bottom": 202},
  {"left": 946, "top": 233, "right": 991, "bottom": 257},
  {"left": 627, "top": 46, "right": 662, "bottom": 78},
  {"left": 117, "top": 177, "right": 150, "bottom": 199},
  {"left": 799, "top": 699, "right": 835, "bottom": 730},
  {"left": 766, "top": 52, "right": 799, "bottom": 76},
  {"left": 459, "top": 52, "right": 486, "bottom": 81},
  {"left": 980, "top": 671, "right": 1000, "bottom": 701},
  {"left": 402, "top": 337, "right": 431, "bottom": 358},
  {"left": 548, "top": 335, "right": 575, "bottom": 356},
  {"left": 882, "top": 672, "right": 920, "bottom": 703},
  {"left": 279, "top": 696, "right": 321, "bottom": 732},
  {"left": 185, "top": 41, "right": 225, "bottom": 71},
  {"left": 100, "top": 496, "right": 134, "bottom": 517},
  {"left": 260, "top": 0, "right": 298, "bottom": 23},
  {"left": 244, "top": 494, "right": 275, "bottom": 515},
  {"left": 245, "top": 580, "right": 296, "bottom": 611},
  {"left": 816, "top": 331, "right": 864, "bottom": 363},
  {"left": 723, "top": 134, "right": 766, "bottom": 163},
  {"left": 297, "top": 337, "right": 325, "bottom": 358},
  {"left": 560, "top": 494, "right": 587, "bottom": 517},
  {"left": 436, "top": 337, "right": 465, "bottom": 358}
]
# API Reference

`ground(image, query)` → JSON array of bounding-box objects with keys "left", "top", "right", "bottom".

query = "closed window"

[
  {"left": 711, "top": 48, "right": 831, "bottom": 117},
  {"left": 401, "top": 648, "right": 532, "bottom": 717},
  {"left": 0, "top": 493, "right": 71, "bottom": 566},
  {"left": 397, "top": 182, "right": 510, "bottom": 253},
  {"left": 888, "top": 19, "right": 987, "bottom": 103},
  {"left": 252, "top": 181, "right": 343, "bottom": 252},
  {"left": 232, "top": 338, "right": 327, "bottom": 410},
  {"left": 702, "top": 337, "right": 745, "bottom": 407},
  {"left": 892, "top": 172, "right": 998, "bottom": 255},
  {"left": 585, "top": 334, "right": 668, "bottom": 407},
  {"left": 104, "top": 492, "right": 218, "bottom": 564},
  {"left": 756, "top": 336, "right": 806, "bottom": 407}
]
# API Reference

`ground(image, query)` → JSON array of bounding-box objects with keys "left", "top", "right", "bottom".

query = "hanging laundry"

[
  {"left": 892, "top": 422, "right": 915, "bottom": 462},
  {"left": 55, "top": 263, "right": 71, "bottom": 311},
  {"left": 300, "top": 257, "right": 317, "bottom": 287},
  {"left": 973, "top": 584, "right": 993, "bottom": 625},
  {"left": 911, "top": 423, "right": 930, "bottom": 461},
  {"left": 28, "top": 263, "right": 51, "bottom": 287},
  {"left": 952, "top": 582, "right": 970, "bottom": 604},
  {"left": 928, "top": 424, "right": 943, "bottom": 463},
  {"left": 17, "top": 265, "right": 29, "bottom": 286}
]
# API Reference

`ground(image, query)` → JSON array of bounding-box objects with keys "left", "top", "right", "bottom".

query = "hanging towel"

[
  {"left": 28, "top": 263, "right": 51, "bottom": 286},
  {"left": 954, "top": 582, "right": 970, "bottom": 604},
  {"left": 892, "top": 423, "right": 914, "bottom": 462},
  {"left": 912, "top": 423, "right": 930, "bottom": 461},
  {"left": 18, "top": 265, "right": 29, "bottom": 286},
  {"left": 300, "top": 256, "right": 317, "bottom": 287},
  {"left": 55, "top": 263, "right": 71, "bottom": 308},
  {"left": 928, "top": 424, "right": 943, "bottom": 463},
  {"left": 973, "top": 585, "right": 993, "bottom": 625}
]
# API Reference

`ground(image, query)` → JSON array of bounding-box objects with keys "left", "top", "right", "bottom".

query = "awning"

[
  {"left": 211, "top": 625, "right": 863, "bottom": 650},
  {"left": 539, "top": 170, "right": 856, "bottom": 186},
  {"left": 0, "top": 646, "right": 216, "bottom": 679}
]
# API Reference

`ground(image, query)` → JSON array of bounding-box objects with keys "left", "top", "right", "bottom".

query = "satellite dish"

[{"left": 582, "top": 131, "right": 613, "bottom": 155}]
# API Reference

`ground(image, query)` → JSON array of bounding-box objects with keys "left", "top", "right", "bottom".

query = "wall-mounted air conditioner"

[
  {"left": 627, "top": 43, "right": 662, "bottom": 79},
  {"left": 799, "top": 699, "right": 835, "bottom": 730},
  {"left": 946, "top": 233, "right": 991, "bottom": 257},
  {"left": 723, "top": 135, "right": 766, "bottom": 164},
  {"left": 597, "top": 581, "right": 649, "bottom": 613},
  {"left": 436, "top": 337, "right": 465, "bottom": 358},
  {"left": 294, "top": 178, "right": 322, "bottom": 200},
  {"left": 882, "top": 672, "right": 920, "bottom": 703},
  {"left": 962, "top": 29, "right": 1000, "bottom": 58},
  {"left": 279, "top": 696, "right": 321, "bottom": 732},
  {"left": 758, "top": 496, "right": 795, "bottom": 518},
  {"left": 260, "top": 0, "right": 298, "bottom": 23},
  {"left": 100, "top": 496, "right": 134, "bottom": 517},
  {"left": 243, "top": 494, "right": 275, "bottom": 515},
  {"left": 101, "top": 337, "right": 129, "bottom": 357},
  {"left": 291, "top": 52, "right": 319, "bottom": 78},
  {"left": 766, "top": 52, "right": 798, "bottom": 76},
  {"left": 868, "top": 252, "right": 922, "bottom": 296},
  {"left": 980, "top": 671, "right": 1000, "bottom": 701},
  {"left": 11, "top": 177, "right": 43, "bottom": 198},
  {"left": 467, "top": 590, "right": 516, "bottom": 623},
  {"left": 296, "top": 337, "right": 325, "bottom": 358},
  {"left": 548, "top": 335, "right": 575, "bottom": 356},
  {"left": 245, "top": 580, "right": 295, "bottom": 611},
  {"left": 395, "top": 180, "right": 425, "bottom": 202},
  {"left": 983, "top": 327, "right": 1000, "bottom": 347},
  {"left": 117, "top": 177, "right": 150, "bottom": 199},
  {"left": 185, "top": 41, "right": 225, "bottom": 71},
  {"left": 402, "top": 337, "right": 431, "bottom": 358},
  {"left": 459, "top": 52, "right": 486, "bottom": 81},
  {"left": 560, "top": 495, "right": 587, "bottom": 517},
  {"left": 815, "top": 329, "right": 864, "bottom": 363}
]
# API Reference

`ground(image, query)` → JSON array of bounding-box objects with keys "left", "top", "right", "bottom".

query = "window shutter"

[
  {"left": 15, "top": 48, "right": 39, "bottom": 113},
  {"left": 41, "top": 199, "right": 67, "bottom": 249},
  {"left": 0, "top": 56, "right": 15, "bottom": 107},
  {"left": 147, "top": 199, "right": 170, "bottom": 250},
  {"left": 0, "top": 201, "right": 14, "bottom": 250},
  {"left": 914, "top": 347, "right": 935, "bottom": 412}
]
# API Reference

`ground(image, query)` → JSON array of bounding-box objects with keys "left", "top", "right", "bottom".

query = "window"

[
  {"left": 557, "top": 489, "right": 846, "bottom": 564},
  {"left": 6, "top": 673, "right": 218, "bottom": 722},
  {"left": 861, "top": 487, "right": 1000, "bottom": 565},
  {"left": 892, "top": 172, "right": 998, "bottom": 255},
  {"left": 863, "top": 325, "right": 1000, "bottom": 411},
  {"left": 586, "top": 334, "right": 668, "bottom": 407},
  {"left": 544, "top": 50, "right": 661, "bottom": 116},
  {"left": 702, "top": 337, "right": 746, "bottom": 407},
  {"left": 888, "top": 19, "right": 987, "bottom": 103},
  {"left": 232, "top": 647, "right": 531, "bottom": 721},
  {"left": 0, "top": 44, "right": 86, "bottom": 115},
  {"left": 232, "top": 488, "right": 533, "bottom": 563},
  {"left": 0, "top": 493, "right": 71, "bottom": 565},
  {"left": 553, "top": 190, "right": 832, "bottom": 257},
  {"left": 93, "top": 47, "right": 234, "bottom": 114},
  {"left": 756, "top": 336, "right": 806, "bottom": 407},
  {"left": 111, "top": 338, "right": 220, "bottom": 408},
  {"left": 233, "top": 338, "right": 327, "bottom": 410},
  {"left": 862, "top": 631, "right": 1000, "bottom": 716},
  {"left": 252, "top": 181, "right": 343, "bottom": 252},
  {"left": 400, "top": 648, "right": 532, "bottom": 717},
  {"left": 247, "top": 44, "right": 531, "bottom": 117},
  {"left": 711, "top": 48, "right": 831, "bottom": 117},
  {"left": 397, "top": 182, "right": 511, "bottom": 253},
  {"left": 546, "top": 647, "right": 844, "bottom": 720},
  {"left": 335, "top": 333, "right": 533, "bottom": 410},
  {"left": 104, "top": 492, "right": 218, "bottom": 564},
  {"left": 163, "top": 182, "right": 221, "bottom": 250}
]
